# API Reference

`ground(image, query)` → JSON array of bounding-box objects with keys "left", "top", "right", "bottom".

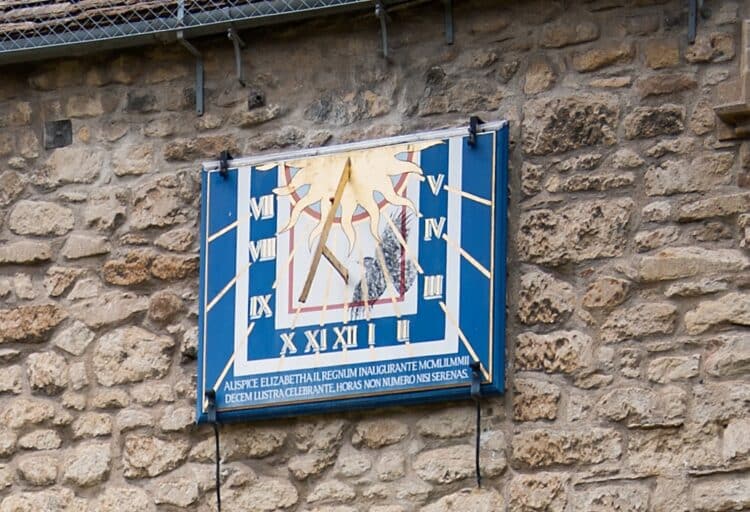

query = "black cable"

[
  {"left": 475, "top": 399, "right": 481, "bottom": 488},
  {"left": 469, "top": 360, "right": 482, "bottom": 488},
  {"left": 213, "top": 422, "right": 221, "bottom": 511}
]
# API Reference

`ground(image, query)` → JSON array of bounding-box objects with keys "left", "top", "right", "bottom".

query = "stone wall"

[{"left": 0, "top": 0, "right": 749, "bottom": 510}]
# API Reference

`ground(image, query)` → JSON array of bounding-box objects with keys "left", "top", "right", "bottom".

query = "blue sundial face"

[{"left": 197, "top": 124, "right": 508, "bottom": 421}]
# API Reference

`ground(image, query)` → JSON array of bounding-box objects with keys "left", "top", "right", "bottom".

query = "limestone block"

[
  {"left": 12, "top": 273, "right": 35, "bottom": 300},
  {"left": 231, "top": 104, "right": 282, "bottom": 127},
  {"left": 545, "top": 172, "right": 634, "bottom": 193},
  {"left": 36, "top": 146, "right": 104, "bottom": 187},
  {"left": 572, "top": 43, "right": 633, "bottom": 72},
  {"left": 641, "top": 201, "right": 671, "bottom": 223},
  {"left": 582, "top": 277, "right": 630, "bottom": 309},
  {"left": 508, "top": 473, "right": 568, "bottom": 512},
  {"left": 117, "top": 408, "right": 154, "bottom": 432},
  {"left": 636, "top": 73, "right": 696, "bottom": 98},
  {"left": 62, "top": 234, "right": 111, "bottom": 260},
  {"left": 693, "top": 474, "right": 750, "bottom": 512},
  {"left": 288, "top": 451, "right": 335, "bottom": 480},
  {"left": 27, "top": 352, "right": 69, "bottom": 395},
  {"left": 416, "top": 406, "right": 473, "bottom": 439},
  {"left": 597, "top": 386, "right": 687, "bottom": 427},
  {"left": 131, "top": 178, "right": 187, "bottom": 230},
  {"left": 52, "top": 321, "right": 95, "bottom": 356},
  {"left": 634, "top": 226, "right": 680, "bottom": 252},
  {"left": 627, "top": 426, "right": 722, "bottom": 474},
  {"left": 18, "top": 454, "right": 58, "bottom": 486},
  {"left": 71, "top": 292, "right": 147, "bottom": 329},
  {"left": 44, "top": 267, "right": 83, "bottom": 297},
  {"left": 375, "top": 450, "right": 405, "bottom": 482},
  {"left": 93, "top": 326, "right": 174, "bottom": 386},
  {"left": 123, "top": 435, "right": 189, "bottom": 478},
  {"left": 191, "top": 424, "right": 285, "bottom": 462},
  {"left": 417, "top": 76, "right": 502, "bottom": 117},
  {"left": 610, "top": 149, "right": 644, "bottom": 169},
  {"left": 164, "top": 134, "right": 239, "bottom": 161},
  {"left": 91, "top": 486, "right": 156, "bottom": 512},
  {"left": 623, "top": 105, "right": 685, "bottom": 139},
  {"left": 148, "top": 291, "right": 183, "bottom": 324},
  {"left": 704, "top": 333, "right": 750, "bottom": 376},
  {"left": 307, "top": 479, "right": 356, "bottom": 504},
  {"left": 414, "top": 445, "right": 474, "bottom": 484},
  {"left": 645, "top": 153, "right": 734, "bottom": 196},
  {"left": 522, "top": 95, "right": 617, "bottom": 155},
  {"left": 102, "top": 250, "right": 153, "bottom": 286},
  {"left": 0, "top": 304, "right": 66, "bottom": 344},
  {"left": 647, "top": 355, "right": 700, "bottom": 383},
  {"left": 150, "top": 254, "right": 199, "bottom": 280},
  {"left": 91, "top": 389, "right": 131, "bottom": 409},
  {"left": 222, "top": 477, "right": 298, "bottom": 511},
  {"left": 601, "top": 303, "right": 676, "bottom": 342},
  {"left": 689, "top": 99, "right": 716, "bottom": 135},
  {"left": 0, "top": 429, "right": 16, "bottom": 457},
  {"left": 0, "top": 240, "right": 52, "bottom": 264},
  {"left": 652, "top": 477, "right": 689, "bottom": 512},
  {"left": 0, "top": 171, "right": 24, "bottom": 207},
  {"left": 513, "top": 379, "right": 560, "bottom": 421},
  {"left": 664, "top": 277, "right": 728, "bottom": 297},
  {"left": 685, "top": 32, "right": 735, "bottom": 63},
  {"left": 521, "top": 162, "right": 543, "bottom": 196},
  {"left": 723, "top": 418, "right": 750, "bottom": 460},
  {"left": 352, "top": 419, "right": 408, "bottom": 449},
  {"left": 18, "top": 430, "right": 61, "bottom": 450},
  {"left": 686, "top": 294, "right": 750, "bottom": 334},
  {"left": 83, "top": 188, "right": 128, "bottom": 231},
  {"left": 516, "top": 330, "right": 592, "bottom": 374},
  {"left": 333, "top": 446, "right": 371, "bottom": 478},
  {"left": 159, "top": 405, "right": 194, "bottom": 432},
  {"left": 693, "top": 382, "right": 750, "bottom": 426},
  {"left": 131, "top": 382, "right": 175, "bottom": 405},
  {"left": 0, "top": 398, "right": 55, "bottom": 429},
  {"left": 632, "top": 247, "right": 749, "bottom": 282},
  {"left": 155, "top": 228, "right": 194, "bottom": 252},
  {"left": 72, "top": 412, "right": 112, "bottom": 439},
  {"left": 512, "top": 428, "right": 621, "bottom": 467},
  {"left": 112, "top": 143, "right": 154, "bottom": 176},
  {"left": 420, "top": 488, "right": 503, "bottom": 512},
  {"left": 0, "top": 365, "right": 23, "bottom": 394},
  {"left": 677, "top": 192, "right": 750, "bottom": 221},
  {"left": 62, "top": 441, "right": 111, "bottom": 487},
  {"left": 644, "top": 39, "right": 680, "bottom": 69},
  {"left": 150, "top": 477, "right": 200, "bottom": 507},
  {"left": 517, "top": 199, "right": 632, "bottom": 265},
  {"left": 571, "top": 485, "right": 648, "bottom": 512},
  {"left": 540, "top": 20, "right": 599, "bottom": 48},
  {"left": 523, "top": 58, "right": 556, "bottom": 95},
  {"left": 518, "top": 271, "right": 574, "bottom": 325},
  {"left": 0, "top": 488, "right": 86, "bottom": 511}
]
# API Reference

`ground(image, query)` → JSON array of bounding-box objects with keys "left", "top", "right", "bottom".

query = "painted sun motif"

[{"left": 271, "top": 141, "right": 440, "bottom": 252}]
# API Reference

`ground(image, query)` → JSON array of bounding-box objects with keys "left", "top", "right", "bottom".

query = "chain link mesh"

[{"left": 0, "top": 0, "right": 367, "bottom": 54}]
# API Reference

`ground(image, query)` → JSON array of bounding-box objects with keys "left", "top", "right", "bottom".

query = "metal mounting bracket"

[
  {"left": 443, "top": 0, "right": 453, "bottom": 45},
  {"left": 227, "top": 28, "right": 246, "bottom": 87},
  {"left": 177, "top": 31, "right": 204, "bottom": 116},
  {"left": 375, "top": 0, "right": 389, "bottom": 58}
]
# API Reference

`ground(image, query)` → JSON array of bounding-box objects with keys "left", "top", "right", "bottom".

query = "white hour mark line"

[
  {"left": 443, "top": 185, "right": 492, "bottom": 206},
  {"left": 384, "top": 213, "right": 423, "bottom": 275},
  {"left": 211, "top": 353, "right": 235, "bottom": 394},
  {"left": 397, "top": 319, "right": 410, "bottom": 343},
  {"left": 423, "top": 275, "right": 444, "bottom": 300},
  {"left": 272, "top": 244, "right": 297, "bottom": 290},
  {"left": 441, "top": 234, "right": 491, "bottom": 279},
  {"left": 207, "top": 262, "right": 252, "bottom": 312},
  {"left": 438, "top": 301, "right": 490, "bottom": 381},
  {"left": 208, "top": 220, "right": 239, "bottom": 243}
]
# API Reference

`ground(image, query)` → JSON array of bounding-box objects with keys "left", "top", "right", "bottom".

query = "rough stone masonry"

[{"left": 0, "top": 0, "right": 749, "bottom": 510}]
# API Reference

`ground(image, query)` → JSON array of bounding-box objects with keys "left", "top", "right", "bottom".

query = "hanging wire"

[
  {"left": 469, "top": 360, "right": 482, "bottom": 488},
  {"left": 213, "top": 422, "right": 222, "bottom": 511}
]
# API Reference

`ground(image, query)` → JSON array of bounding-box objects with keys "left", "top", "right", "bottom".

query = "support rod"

[
  {"left": 375, "top": 0, "right": 389, "bottom": 58},
  {"left": 228, "top": 28, "right": 247, "bottom": 87},
  {"left": 177, "top": 31, "right": 205, "bottom": 116}
]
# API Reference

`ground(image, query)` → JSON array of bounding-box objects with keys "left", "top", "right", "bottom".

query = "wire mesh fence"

[{"left": 0, "top": 0, "right": 369, "bottom": 57}]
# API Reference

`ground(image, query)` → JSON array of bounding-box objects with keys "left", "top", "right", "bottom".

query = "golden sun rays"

[{"left": 268, "top": 141, "right": 442, "bottom": 252}]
